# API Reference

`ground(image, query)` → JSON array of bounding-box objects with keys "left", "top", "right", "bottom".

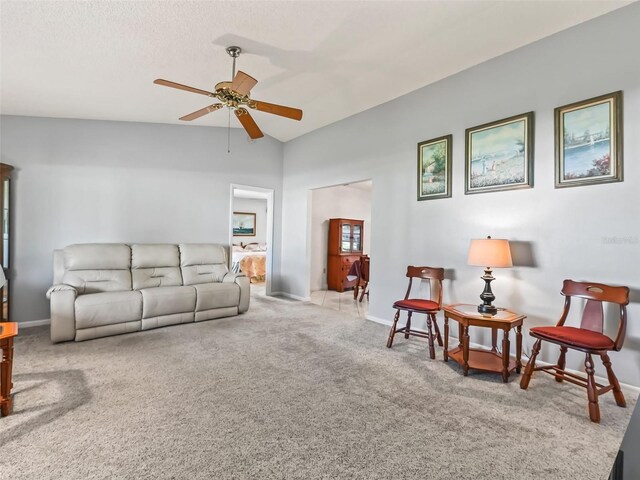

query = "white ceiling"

[{"left": 0, "top": 1, "right": 632, "bottom": 142}]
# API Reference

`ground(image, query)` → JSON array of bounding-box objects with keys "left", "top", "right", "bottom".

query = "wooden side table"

[
  {"left": 443, "top": 304, "right": 525, "bottom": 383},
  {"left": 0, "top": 322, "right": 17, "bottom": 416}
]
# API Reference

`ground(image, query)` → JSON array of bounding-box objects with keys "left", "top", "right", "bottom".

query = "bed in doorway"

[{"left": 232, "top": 243, "right": 267, "bottom": 282}]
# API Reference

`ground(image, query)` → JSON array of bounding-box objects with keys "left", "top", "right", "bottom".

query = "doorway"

[
  {"left": 229, "top": 184, "right": 274, "bottom": 297},
  {"left": 308, "top": 179, "right": 372, "bottom": 318}
]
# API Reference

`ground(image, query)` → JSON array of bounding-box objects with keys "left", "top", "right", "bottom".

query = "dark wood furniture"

[
  {"left": 353, "top": 255, "right": 370, "bottom": 302},
  {"left": 0, "top": 164, "right": 13, "bottom": 322},
  {"left": 520, "top": 280, "right": 629, "bottom": 423},
  {"left": 610, "top": 397, "right": 640, "bottom": 479},
  {"left": 443, "top": 303, "right": 525, "bottom": 382},
  {"left": 327, "top": 218, "right": 364, "bottom": 292},
  {"left": 386, "top": 266, "right": 444, "bottom": 359},
  {"left": 0, "top": 322, "right": 17, "bottom": 416}
]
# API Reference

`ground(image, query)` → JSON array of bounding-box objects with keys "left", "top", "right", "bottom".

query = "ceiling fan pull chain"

[{"left": 227, "top": 107, "right": 231, "bottom": 153}]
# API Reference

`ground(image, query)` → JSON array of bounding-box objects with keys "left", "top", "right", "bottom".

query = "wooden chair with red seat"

[
  {"left": 520, "top": 280, "right": 630, "bottom": 423},
  {"left": 386, "top": 266, "right": 444, "bottom": 359},
  {"left": 353, "top": 255, "right": 370, "bottom": 302}
]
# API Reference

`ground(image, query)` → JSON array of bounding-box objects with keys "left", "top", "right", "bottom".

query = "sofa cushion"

[
  {"left": 63, "top": 244, "right": 132, "bottom": 293},
  {"left": 75, "top": 291, "right": 142, "bottom": 329},
  {"left": 131, "top": 244, "right": 183, "bottom": 290},
  {"left": 132, "top": 267, "right": 182, "bottom": 290},
  {"left": 180, "top": 244, "right": 228, "bottom": 286},
  {"left": 64, "top": 244, "right": 131, "bottom": 270},
  {"left": 194, "top": 283, "right": 240, "bottom": 311},
  {"left": 180, "top": 244, "right": 226, "bottom": 266},
  {"left": 63, "top": 269, "right": 132, "bottom": 294},
  {"left": 132, "top": 244, "right": 180, "bottom": 269},
  {"left": 141, "top": 286, "right": 196, "bottom": 319}
]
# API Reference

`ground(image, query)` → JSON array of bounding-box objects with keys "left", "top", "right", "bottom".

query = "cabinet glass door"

[
  {"left": 352, "top": 224, "right": 361, "bottom": 252},
  {"left": 1, "top": 177, "right": 8, "bottom": 322},
  {"left": 341, "top": 224, "right": 351, "bottom": 252},
  {"left": 3, "top": 178, "right": 9, "bottom": 267}
]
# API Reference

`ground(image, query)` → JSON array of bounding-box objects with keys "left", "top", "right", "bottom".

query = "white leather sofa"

[{"left": 46, "top": 243, "right": 250, "bottom": 343}]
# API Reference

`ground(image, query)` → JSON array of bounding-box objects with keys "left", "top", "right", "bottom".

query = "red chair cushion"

[
  {"left": 531, "top": 326, "right": 614, "bottom": 350},
  {"left": 393, "top": 299, "right": 440, "bottom": 312}
]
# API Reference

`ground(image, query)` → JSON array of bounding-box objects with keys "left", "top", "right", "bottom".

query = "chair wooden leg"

[
  {"left": 585, "top": 353, "right": 601, "bottom": 423},
  {"left": 353, "top": 284, "right": 359, "bottom": 300},
  {"left": 404, "top": 312, "right": 412, "bottom": 339},
  {"left": 601, "top": 352, "right": 626, "bottom": 408},
  {"left": 432, "top": 318, "right": 443, "bottom": 346},
  {"left": 555, "top": 346, "right": 567, "bottom": 383},
  {"left": 425, "top": 314, "right": 436, "bottom": 359},
  {"left": 520, "top": 338, "right": 542, "bottom": 390},
  {"left": 387, "top": 310, "right": 400, "bottom": 348},
  {"left": 358, "top": 281, "right": 368, "bottom": 302}
]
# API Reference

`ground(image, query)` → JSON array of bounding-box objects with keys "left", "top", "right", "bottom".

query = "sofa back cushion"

[
  {"left": 131, "top": 244, "right": 182, "bottom": 290},
  {"left": 179, "top": 244, "right": 228, "bottom": 286},
  {"left": 62, "top": 244, "right": 132, "bottom": 294}
]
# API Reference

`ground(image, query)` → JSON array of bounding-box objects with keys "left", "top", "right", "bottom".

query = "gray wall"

[
  {"left": 0, "top": 116, "right": 283, "bottom": 323},
  {"left": 281, "top": 5, "right": 640, "bottom": 386}
]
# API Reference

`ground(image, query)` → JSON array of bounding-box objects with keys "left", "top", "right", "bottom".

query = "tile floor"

[
  {"left": 250, "top": 281, "right": 369, "bottom": 318},
  {"left": 250, "top": 281, "right": 267, "bottom": 297},
  {"left": 309, "top": 289, "right": 369, "bottom": 318}
]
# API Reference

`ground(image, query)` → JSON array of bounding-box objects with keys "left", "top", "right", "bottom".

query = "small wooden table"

[
  {"left": 0, "top": 322, "right": 17, "bottom": 416},
  {"left": 443, "top": 304, "right": 525, "bottom": 383}
]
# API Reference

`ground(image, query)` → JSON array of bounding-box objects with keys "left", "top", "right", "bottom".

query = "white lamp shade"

[
  {"left": 468, "top": 238, "right": 513, "bottom": 268},
  {"left": 0, "top": 268, "right": 5, "bottom": 288}
]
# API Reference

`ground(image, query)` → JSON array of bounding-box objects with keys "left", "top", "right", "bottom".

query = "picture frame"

[
  {"left": 555, "top": 91, "right": 623, "bottom": 188},
  {"left": 232, "top": 212, "right": 256, "bottom": 236},
  {"left": 465, "top": 111, "right": 534, "bottom": 194},
  {"left": 417, "top": 134, "right": 452, "bottom": 201}
]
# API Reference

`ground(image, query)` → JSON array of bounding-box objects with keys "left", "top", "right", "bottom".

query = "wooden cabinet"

[
  {"left": 0, "top": 164, "right": 12, "bottom": 322},
  {"left": 327, "top": 218, "right": 364, "bottom": 292}
]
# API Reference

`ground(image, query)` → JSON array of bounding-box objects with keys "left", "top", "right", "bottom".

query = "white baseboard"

[
  {"left": 365, "top": 314, "right": 640, "bottom": 392},
  {"left": 366, "top": 314, "right": 393, "bottom": 327},
  {"left": 19, "top": 318, "right": 51, "bottom": 328},
  {"left": 271, "top": 291, "right": 310, "bottom": 302}
]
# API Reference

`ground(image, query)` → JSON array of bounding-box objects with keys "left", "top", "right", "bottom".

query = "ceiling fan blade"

[
  {"left": 251, "top": 100, "right": 303, "bottom": 121},
  {"left": 154, "top": 79, "right": 215, "bottom": 97},
  {"left": 179, "top": 104, "right": 224, "bottom": 121},
  {"left": 230, "top": 71, "right": 257, "bottom": 96},
  {"left": 235, "top": 108, "right": 264, "bottom": 139}
]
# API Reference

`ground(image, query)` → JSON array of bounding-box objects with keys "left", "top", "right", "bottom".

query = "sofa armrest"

[
  {"left": 46, "top": 284, "right": 77, "bottom": 343},
  {"left": 223, "top": 272, "right": 250, "bottom": 313},
  {"left": 46, "top": 284, "right": 78, "bottom": 300}
]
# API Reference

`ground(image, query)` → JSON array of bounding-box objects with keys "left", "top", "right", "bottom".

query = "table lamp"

[{"left": 467, "top": 236, "right": 512, "bottom": 315}]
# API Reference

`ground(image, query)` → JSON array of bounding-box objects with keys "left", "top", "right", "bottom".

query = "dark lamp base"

[{"left": 477, "top": 303, "right": 498, "bottom": 316}]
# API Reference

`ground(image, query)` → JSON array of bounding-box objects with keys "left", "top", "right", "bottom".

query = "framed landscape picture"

[
  {"left": 417, "top": 134, "right": 452, "bottom": 201},
  {"left": 555, "top": 91, "right": 623, "bottom": 188},
  {"left": 465, "top": 112, "right": 534, "bottom": 194},
  {"left": 233, "top": 212, "right": 256, "bottom": 236}
]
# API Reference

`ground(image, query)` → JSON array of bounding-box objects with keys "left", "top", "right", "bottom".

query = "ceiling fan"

[{"left": 154, "top": 46, "right": 303, "bottom": 140}]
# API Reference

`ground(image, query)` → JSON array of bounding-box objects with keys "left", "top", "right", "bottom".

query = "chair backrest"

[
  {"left": 559, "top": 279, "right": 630, "bottom": 350},
  {"left": 404, "top": 266, "right": 444, "bottom": 307},
  {"left": 359, "top": 255, "right": 370, "bottom": 282}
]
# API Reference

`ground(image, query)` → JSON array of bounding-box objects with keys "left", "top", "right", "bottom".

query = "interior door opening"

[
  {"left": 229, "top": 184, "right": 274, "bottom": 297},
  {"left": 308, "top": 179, "right": 372, "bottom": 318}
]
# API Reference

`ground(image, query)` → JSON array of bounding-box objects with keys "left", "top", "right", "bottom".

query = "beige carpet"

[{"left": 0, "top": 295, "right": 635, "bottom": 479}]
